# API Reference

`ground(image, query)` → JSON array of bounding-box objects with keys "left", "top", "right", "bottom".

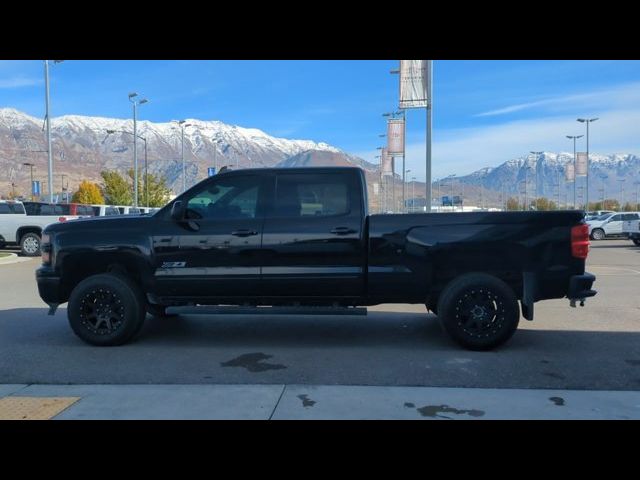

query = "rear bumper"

[
  {"left": 568, "top": 272, "right": 597, "bottom": 300},
  {"left": 35, "top": 266, "right": 64, "bottom": 305}
]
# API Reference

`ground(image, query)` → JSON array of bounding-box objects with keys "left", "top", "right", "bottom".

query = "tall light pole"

[
  {"left": 577, "top": 118, "right": 598, "bottom": 210},
  {"left": 129, "top": 93, "right": 148, "bottom": 207},
  {"left": 619, "top": 179, "right": 626, "bottom": 208},
  {"left": 600, "top": 174, "right": 608, "bottom": 206},
  {"left": 106, "top": 129, "right": 148, "bottom": 206},
  {"left": 175, "top": 120, "right": 192, "bottom": 193},
  {"left": 529, "top": 151, "right": 543, "bottom": 209},
  {"left": 411, "top": 175, "right": 416, "bottom": 213},
  {"left": 23, "top": 162, "right": 35, "bottom": 200},
  {"left": 566, "top": 135, "right": 583, "bottom": 209},
  {"left": 405, "top": 169, "right": 412, "bottom": 213},
  {"left": 44, "top": 60, "right": 63, "bottom": 203}
]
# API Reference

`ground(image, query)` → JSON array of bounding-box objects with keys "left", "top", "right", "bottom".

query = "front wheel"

[
  {"left": 437, "top": 273, "right": 520, "bottom": 351},
  {"left": 590, "top": 228, "right": 605, "bottom": 241},
  {"left": 20, "top": 233, "right": 41, "bottom": 256},
  {"left": 68, "top": 273, "right": 146, "bottom": 346}
]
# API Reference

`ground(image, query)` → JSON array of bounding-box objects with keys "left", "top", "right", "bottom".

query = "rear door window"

[{"left": 272, "top": 174, "right": 350, "bottom": 218}]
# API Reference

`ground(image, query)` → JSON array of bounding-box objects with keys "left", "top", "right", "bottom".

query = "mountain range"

[{"left": 1, "top": 107, "right": 638, "bottom": 208}]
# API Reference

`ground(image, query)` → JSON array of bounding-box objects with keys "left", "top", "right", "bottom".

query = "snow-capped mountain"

[
  {"left": 0, "top": 108, "right": 374, "bottom": 195},
  {"left": 454, "top": 152, "right": 640, "bottom": 205}
]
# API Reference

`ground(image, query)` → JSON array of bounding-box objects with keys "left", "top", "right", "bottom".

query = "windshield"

[{"left": 595, "top": 213, "right": 614, "bottom": 221}]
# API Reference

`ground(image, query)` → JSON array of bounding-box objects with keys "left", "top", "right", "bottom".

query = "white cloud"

[
  {"left": 0, "top": 76, "right": 41, "bottom": 89},
  {"left": 475, "top": 81, "right": 640, "bottom": 117}
]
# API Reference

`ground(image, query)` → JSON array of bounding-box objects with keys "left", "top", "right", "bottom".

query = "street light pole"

[
  {"left": 405, "top": 169, "right": 412, "bottom": 213},
  {"left": 175, "top": 120, "right": 192, "bottom": 193},
  {"left": 23, "top": 162, "right": 35, "bottom": 200},
  {"left": 566, "top": 135, "right": 583, "bottom": 209},
  {"left": 577, "top": 118, "right": 598, "bottom": 210},
  {"left": 43, "top": 61, "right": 64, "bottom": 203},
  {"left": 411, "top": 176, "right": 416, "bottom": 213},
  {"left": 128, "top": 93, "right": 148, "bottom": 207}
]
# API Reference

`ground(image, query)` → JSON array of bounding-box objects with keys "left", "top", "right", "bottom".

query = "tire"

[
  {"left": 591, "top": 228, "right": 605, "bottom": 241},
  {"left": 437, "top": 273, "right": 520, "bottom": 351},
  {"left": 146, "top": 303, "right": 178, "bottom": 319},
  {"left": 67, "top": 273, "right": 146, "bottom": 346},
  {"left": 633, "top": 239, "right": 640, "bottom": 246},
  {"left": 20, "top": 232, "right": 41, "bottom": 256}
]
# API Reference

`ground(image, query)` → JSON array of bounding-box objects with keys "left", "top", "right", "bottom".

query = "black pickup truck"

[{"left": 36, "top": 167, "right": 596, "bottom": 350}]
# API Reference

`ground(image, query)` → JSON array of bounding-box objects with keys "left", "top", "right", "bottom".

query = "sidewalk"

[
  {"left": 0, "top": 253, "right": 32, "bottom": 266},
  {"left": 2, "top": 384, "right": 639, "bottom": 419}
]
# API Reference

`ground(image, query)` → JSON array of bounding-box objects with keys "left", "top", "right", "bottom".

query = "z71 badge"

[{"left": 161, "top": 262, "right": 186, "bottom": 268}]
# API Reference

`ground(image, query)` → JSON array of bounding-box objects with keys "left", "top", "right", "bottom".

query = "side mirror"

[{"left": 170, "top": 201, "right": 185, "bottom": 221}]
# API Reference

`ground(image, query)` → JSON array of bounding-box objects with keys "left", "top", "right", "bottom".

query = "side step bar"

[{"left": 166, "top": 305, "right": 368, "bottom": 316}]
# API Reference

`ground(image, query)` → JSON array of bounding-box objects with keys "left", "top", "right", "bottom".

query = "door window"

[
  {"left": 609, "top": 214, "right": 623, "bottom": 222},
  {"left": 273, "top": 174, "right": 350, "bottom": 218},
  {"left": 186, "top": 175, "right": 261, "bottom": 220}
]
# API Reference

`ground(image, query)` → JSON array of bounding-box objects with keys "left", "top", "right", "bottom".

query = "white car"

[
  {"left": 587, "top": 212, "right": 640, "bottom": 240},
  {"left": 0, "top": 200, "right": 77, "bottom": 256},
  {"left": 91, "top": 204, "right": 122, "bottom": 216}
]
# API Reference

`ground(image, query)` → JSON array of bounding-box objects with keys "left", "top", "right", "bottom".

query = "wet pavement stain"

[
  {"left": 543, "top": 371, "right": 566, "bottom": 380},
  {"left": 625, "top": 359, "right": 640, "bottom": 366},
  {"left": 415, "top": 404, "right": 485, "bottom": 419},
  {"left": 540, "top": 359, "right": 550, "bottom": 364},
  {"left": 297, "top": 394, "right": 316, "bottom": 408},
  {"left": 549, "top": 396, "right": 565, "bottom": 406},
  {"left": 404, "top": 402, "right": 415, "bottom": 408},
  {"left": 220, "top": 353, "right": 287, "bottom": 372}
]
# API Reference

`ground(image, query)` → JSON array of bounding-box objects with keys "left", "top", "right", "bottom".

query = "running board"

[{"left": 166, "top": 305, "right": 367, "bottom": 316}]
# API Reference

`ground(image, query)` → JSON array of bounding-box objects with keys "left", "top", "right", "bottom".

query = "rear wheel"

[
  {"left": 591, "top": 228, "right": 605, "bottom": 241},
  {"left": 437, "top": 273, "right": 520, "bottom": 351},
  {"left": 68, "top": 273, "right": 146, "bottom": 346},
  {"left": 633, "top": 239, "right": 640, "bottom": 246},
  {"left": 20, "top": 233, "right": 41, "bottom": 256}
]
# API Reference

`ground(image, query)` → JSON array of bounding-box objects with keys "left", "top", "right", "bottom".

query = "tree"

[
  {"left": 623, "top": 202, "right": 636, "bottom": 212},
  {"left": 533, "top": 197, "right": 557, "bottom": 211},
  {"left": 506, "top": 197, "right": 520, "bottom": 211},
  {"left": 127, "top": 169, "right": 172, "bottom": 208},
  {"left": 72, "top": 180, "right": 104, "bottom": 204},
  {"left": 101, "top": 170, "right": 132, "bottom": 205}
]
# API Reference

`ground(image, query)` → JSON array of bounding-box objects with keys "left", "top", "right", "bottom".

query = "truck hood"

[{"left": 44, "top": 214, "right": 153, "bottom": 234}]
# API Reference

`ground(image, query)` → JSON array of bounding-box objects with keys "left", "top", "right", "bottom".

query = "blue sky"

[{"left": 1, "top": 60, "right": 639, "bottom": 180}]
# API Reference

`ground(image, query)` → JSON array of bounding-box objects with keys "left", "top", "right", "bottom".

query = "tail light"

[
  {"left": 58, "top": 216, "right": 67, "bottom": 222},
  {"left": 571, "top": 224, "right": 590, "bottom": 259}
]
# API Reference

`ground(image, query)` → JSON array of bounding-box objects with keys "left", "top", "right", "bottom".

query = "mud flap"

[{"left": 521, "top": 271, "right": 536, "bottom": 321}]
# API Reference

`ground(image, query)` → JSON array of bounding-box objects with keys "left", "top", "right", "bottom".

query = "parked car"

[
  {"left": 23, "top": 202, "right": 94, "bottom": 217},
  {"left": 91, "top": 205, "right": 122, "bottom": 217},
  {"left": 585, "top": 210, "right": 615, "bottom": 221},
  {"left": 587, "top": 212, "right": 640, "bottom": 240},
  {"left": 37, "top": 167, "right": 596, "bottom": 350},
  {"left": 0, "top": 200, "right": 77, "bottom": 256},
  {"left": 115, "top": 206, "right": 145, "bottom": 215}
]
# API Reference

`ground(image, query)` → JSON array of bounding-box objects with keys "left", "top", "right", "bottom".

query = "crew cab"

[
  {"left": 0, "top": 200, "right": 77, "bottom": 256},
  {"left": 36, "top": 167, "right": 597, "bottom": 350}
]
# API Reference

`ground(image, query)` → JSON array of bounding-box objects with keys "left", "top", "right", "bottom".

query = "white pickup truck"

[
  {"left": 0, "top": 200, "right": 79, "bottom": 256},
  {"left": 623, "top": 218, "right": 640, "bottom": 246}
]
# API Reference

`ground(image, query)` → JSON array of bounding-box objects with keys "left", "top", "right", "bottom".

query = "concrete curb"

[
  {"left": 0, "top": 253, "right": 33, "bottom": 265},
  {"left": 2, "top": 384, "right": 640, "bottom": 420}
]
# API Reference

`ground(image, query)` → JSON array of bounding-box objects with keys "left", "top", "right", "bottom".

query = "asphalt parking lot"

[{"left": 1, "top": 240, "right": 639, "bottom": 391}]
